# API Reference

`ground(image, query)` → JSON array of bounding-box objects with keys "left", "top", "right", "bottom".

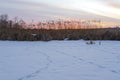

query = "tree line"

[{"left": 0, "top": 14, "right": 120, "bottom": 41}]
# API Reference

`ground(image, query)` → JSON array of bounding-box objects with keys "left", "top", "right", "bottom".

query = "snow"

[{"left": 0, "top": 40, "right": 120, "bottom": 80}]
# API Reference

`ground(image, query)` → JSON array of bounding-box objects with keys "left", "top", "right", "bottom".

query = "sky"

[{"left": 0, "top": 0, "right": 120, "bottom": 26}]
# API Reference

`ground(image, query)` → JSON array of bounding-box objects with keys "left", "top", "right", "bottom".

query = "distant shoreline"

[{"left": 0, "top": 28, "right": 120, "bottom": 41}]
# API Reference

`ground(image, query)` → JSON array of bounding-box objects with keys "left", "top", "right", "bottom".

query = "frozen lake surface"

[{"left": 0, "top": 40, "right": 120, "bottom": 80}]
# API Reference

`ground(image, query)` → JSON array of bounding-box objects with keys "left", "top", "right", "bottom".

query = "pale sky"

[{"left": 0, "top": 0, "right": 120, "bottom": 25}]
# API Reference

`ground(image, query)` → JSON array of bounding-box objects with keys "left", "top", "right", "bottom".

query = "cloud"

[
  {"left": 108, "top": 0, "right": 120, "bottom": 8},
  {"left": 95, "top": 0, "right": 120, "bottom": 8},
  {"left": 0, "top": 0, "right": 119, "bottom": 24}
]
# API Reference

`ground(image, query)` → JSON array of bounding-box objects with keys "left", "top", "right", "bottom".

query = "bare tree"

[{"left": 0, "top": 14, "right": 9, "bottom": 28}]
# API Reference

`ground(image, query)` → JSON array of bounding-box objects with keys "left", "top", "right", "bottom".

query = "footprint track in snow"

[
  {"left": 18, "top": 51, "right": 52, "bottom": 80},
  {"left": 55, "top": 50, "right": 120, "bottom": 75}
]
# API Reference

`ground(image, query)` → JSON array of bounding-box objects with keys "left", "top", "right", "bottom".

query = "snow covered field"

[{"left": 0, "top": 40, "right": 120, "bottom": 80}]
